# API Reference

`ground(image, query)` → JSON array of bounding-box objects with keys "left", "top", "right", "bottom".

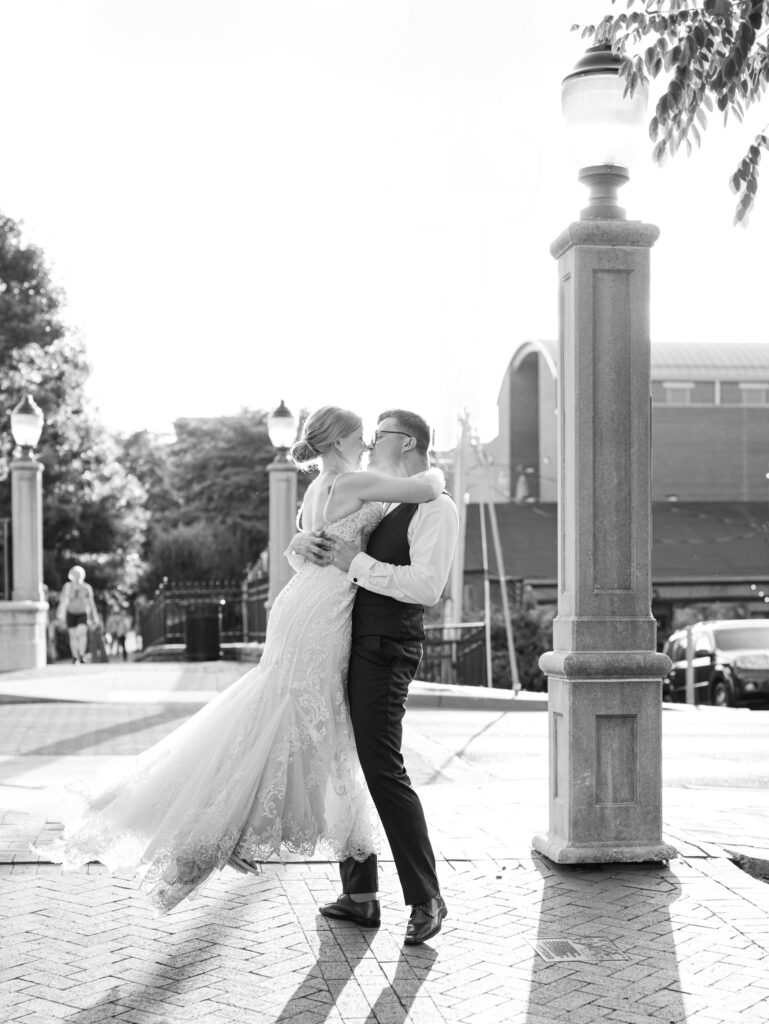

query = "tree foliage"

[
  {"left": 0, "top": 214, "right": 65, "bottom": 358},
  {"left": 580, "top": 0, "right": 769, "bottom": 223},
  {"left": 0, "top": 213, "right": 148, "bottom": 596},
  {"left": 121, "top": 412, "right": 310, "bottom": 593}
]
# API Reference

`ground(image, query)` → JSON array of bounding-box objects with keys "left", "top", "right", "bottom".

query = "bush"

[
  {"left": 466, "top": 601, "right": 555, "bottom": 691},
  {"left": 144, "top": 522, "right": 253, "bottom": 591}
]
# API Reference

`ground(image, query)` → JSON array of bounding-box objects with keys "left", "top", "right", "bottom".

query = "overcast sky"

[{"left": 1, "top": 0, "right": 766, "bottom": 447}]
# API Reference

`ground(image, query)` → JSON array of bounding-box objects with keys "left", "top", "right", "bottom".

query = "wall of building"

[
  {"left": 651, "top": 407, "right": 769, "bottom": 501},
  {"left": 458, "top": 344, "right": 769, "bottom": 506},
  {"left": 508, "top": 353, "right": 540, "bottom": 500},
  {"left": 538, "top": 359, "right": 558, "bottom": 502}
]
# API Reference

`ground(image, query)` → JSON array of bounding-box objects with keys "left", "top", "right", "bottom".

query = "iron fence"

[
  {"left": 1, "top": 518, "right": 10, "bottom": 600},
  {"left": 138, "top": 577, "right": 268, "bottom": 651},
  {"left": 138, "top": 577, "right": 487, "bottom": 685},
  {"left": 421, "top": 622, "right": 488, "bottom": 687}
]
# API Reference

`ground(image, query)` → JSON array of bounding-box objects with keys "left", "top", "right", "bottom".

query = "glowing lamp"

[
  {"left": 562, "top": 43, "right": 648, "bottom": 219},
  {"left": 10, "top": 395, "right": 45, "bottom": 456},
  {"left": 267, "top": 400, "right": 297, "bottom": 451}
]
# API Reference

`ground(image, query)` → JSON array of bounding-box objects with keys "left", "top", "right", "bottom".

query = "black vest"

[{"left": 351, "top": 503, "right": 424, "bottom": 640}]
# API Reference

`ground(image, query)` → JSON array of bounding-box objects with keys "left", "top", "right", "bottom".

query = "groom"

[{"left": 297, "top": 409, "right": 458, "bottom": 945}]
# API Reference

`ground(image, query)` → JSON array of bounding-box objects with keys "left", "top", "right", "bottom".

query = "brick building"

[{"left": 456, "top": 341, "right": 769, "bottom": 635}]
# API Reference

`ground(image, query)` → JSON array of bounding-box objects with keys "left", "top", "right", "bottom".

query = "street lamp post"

[
  {"left": 532, "top": 44, "right": 676, "bottom": 865},
  {"left": 0, "top": 394, "right": 48, "bottom": 669},
  {"left": 10, "top": 395, "right": 45, "bottom": 603},
  {"left": 265, "top": 400, "right": 298, "bottom": 615}
]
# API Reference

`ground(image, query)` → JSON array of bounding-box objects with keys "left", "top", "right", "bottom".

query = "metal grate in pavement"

[{"left": 531, "top": 937, "right": 630, "bottom": 963}]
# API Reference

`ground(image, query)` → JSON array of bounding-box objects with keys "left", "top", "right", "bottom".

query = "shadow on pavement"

[
  {"left": 59, "top": 873, "right": 278, "bottom": 1023},
  {"left": 272, "top": 919, "right": 439, "bottom": 1023},
  {"left": 526, "top": 856, "right": 686, "bottom": 1022},
  {"left": 13, "top": 705, "right": 194, "bottom": 757},
  {"left": 366, "top": 944, "right": 439, "bottom": 1024}
]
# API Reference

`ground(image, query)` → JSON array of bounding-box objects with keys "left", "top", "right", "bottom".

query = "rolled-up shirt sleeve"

[{"left": 347, "top": 495, "right": 458, "bottom": 606}]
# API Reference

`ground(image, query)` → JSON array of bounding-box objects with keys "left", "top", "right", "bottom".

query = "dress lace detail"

[{"left": 38, "top": 501, "right": 384, "bottom": 914}]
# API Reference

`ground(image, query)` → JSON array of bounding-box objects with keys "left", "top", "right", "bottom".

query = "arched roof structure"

[{"left": 506, "top": 339, "right": 769, "bottom": 389}]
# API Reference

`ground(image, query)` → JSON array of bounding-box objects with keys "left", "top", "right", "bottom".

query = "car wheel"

[{"left": 711, "top": 679, "right": 733, "bottom": 707}]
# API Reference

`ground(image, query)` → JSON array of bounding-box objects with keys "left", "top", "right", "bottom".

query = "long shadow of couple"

[
  {"left": 274, "top": 918, "right": 440, "bottom": 1024},
  {"left": 58, "top": 877, "right": 439, "bottom": 1024}
]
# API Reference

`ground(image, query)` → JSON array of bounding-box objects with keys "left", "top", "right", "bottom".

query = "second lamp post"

[{"left": 265, "top": 400, "right": 298, "bottom": 614}]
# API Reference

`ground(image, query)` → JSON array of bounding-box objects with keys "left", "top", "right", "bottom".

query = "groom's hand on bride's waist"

[{"left": 290, "top": 530, "right": 334, "bottom": 566}]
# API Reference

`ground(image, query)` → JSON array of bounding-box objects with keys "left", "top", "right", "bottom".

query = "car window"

[
  {"left": 668, "top": 639, "right": 686, "bottom": 662},
  {"left": 712, "top": 626, "right": 769, "bottom": 651},
  {"left": 694, "top": 636, "right": 712, "bottom": 657}
]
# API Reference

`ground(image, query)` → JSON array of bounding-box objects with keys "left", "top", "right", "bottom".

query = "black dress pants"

[{"left": 340, "top": 633, "right": 440, "bottom": 906}]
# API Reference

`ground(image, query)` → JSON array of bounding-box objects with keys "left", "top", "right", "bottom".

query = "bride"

[{"left": 38, "top": 406, "right": 445, "bottom": 914}]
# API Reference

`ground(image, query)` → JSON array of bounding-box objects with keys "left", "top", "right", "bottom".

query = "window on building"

[
  {"left": 719, "top": 382, "right": 769, "bottom": 405},
  {"left": 657, "top": 382, "right": 694, "bottom": 405},
  {"left": 691, "top": 381, "right": 716, "bottom": 404},
  {"left": 740, "top": 383, "right": 769, "bottom": 405}
]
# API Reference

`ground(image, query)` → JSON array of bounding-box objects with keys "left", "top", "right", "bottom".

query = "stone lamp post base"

[
  {"left": 0, "top": 601, "right": 49, "bottom": 670},
  {"left": 532, "top": 652, "right": 677, "bottom": 866}
]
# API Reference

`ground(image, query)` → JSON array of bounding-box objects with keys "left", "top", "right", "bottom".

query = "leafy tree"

[
  {"left": 117, "top": 429, "right": 181, "bottom": 556},
  {"left": 128, "top": 411, "right": 312, "bottom": 592},
  {"left": 0, "top": 213, "right": 148, "bottom": 598},
  {"left": 582, "top": 0, "right": 769, "bottom": 223},
  {"left": 0, "top": 214, "right": 65, "bottom": 358},
  {"left": 168, "top": 415, "right": 273, "bottom": 540}
]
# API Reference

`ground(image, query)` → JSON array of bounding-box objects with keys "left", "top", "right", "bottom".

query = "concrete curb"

[{"left": 723, "top": 845, "right": 769, "bottom": 881}]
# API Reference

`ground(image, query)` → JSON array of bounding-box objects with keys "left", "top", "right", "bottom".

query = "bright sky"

[{"left": 1, "top": 1, "right": 767, "bottom": 448}]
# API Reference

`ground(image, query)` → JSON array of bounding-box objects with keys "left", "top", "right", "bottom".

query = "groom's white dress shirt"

[{"left": 347, "top": 494, "right": 458, "bottom": 607}]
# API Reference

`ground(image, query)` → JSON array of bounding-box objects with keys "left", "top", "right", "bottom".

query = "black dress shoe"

[
  {"left": 319, "top": 893, "right": 381, "bottom": 928},
  {"left": 404, "top": 895, "right": 447, "bottom": 945}
]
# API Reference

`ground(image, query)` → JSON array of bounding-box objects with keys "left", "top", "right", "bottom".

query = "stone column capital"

[
  {"left": 10, "top": 456, "right": 45, "bottom": 475},
  {"left": 540, "top": 650, "right": 672, "bottom": 681},
  {"left": 551, "top": 219, "right": 660, "bottom": 260}
]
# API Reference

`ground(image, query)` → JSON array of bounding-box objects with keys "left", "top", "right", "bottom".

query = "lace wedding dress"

[{"left": 40, "top": 501, "right": 384, "bottom": 914}]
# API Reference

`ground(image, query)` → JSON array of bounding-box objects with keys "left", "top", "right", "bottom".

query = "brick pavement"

[
  {"left": 1, "top": 854, "right": 769, "bottom": 1024},
  {"left": 1, "top": 666, "right": 769, "bottom": 1022}
]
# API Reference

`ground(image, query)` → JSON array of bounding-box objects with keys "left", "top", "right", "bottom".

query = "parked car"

[{"left": 662, "top": 620, "right": 769, "bottom": 707}]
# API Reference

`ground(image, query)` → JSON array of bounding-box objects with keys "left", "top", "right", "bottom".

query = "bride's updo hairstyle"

[{"left": 289, "top": 406, "right": 362, "bottom": 469}]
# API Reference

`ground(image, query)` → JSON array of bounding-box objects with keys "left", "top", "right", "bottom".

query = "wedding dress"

[{"left": 40, "top": 499, "right": 384, "bottom": 914}]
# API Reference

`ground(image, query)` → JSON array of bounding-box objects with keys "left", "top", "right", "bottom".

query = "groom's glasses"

[{"left": 371, "top": 429, "right": 413, "bottom": 446}]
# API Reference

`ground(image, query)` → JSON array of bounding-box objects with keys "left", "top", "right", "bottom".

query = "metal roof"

[
  {"left": 511, "top": 340, "right": 769, "bottom": 382},
  {"left": 463, "top": 501, "right": 769, "bottom": 582},
  {"left": 652, "top": 342, "right": 769, "bottom": 379}
]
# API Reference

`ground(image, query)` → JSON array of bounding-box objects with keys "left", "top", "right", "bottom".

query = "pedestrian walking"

[
  {"left": 106, "top": 606, "right": 131, "bottom": 660},
  {"left": 56, "top": 566, "right": 99, "bottom": 664}
]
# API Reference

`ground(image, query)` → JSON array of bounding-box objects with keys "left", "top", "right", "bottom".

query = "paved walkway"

[{"left": 1, "top": 663, "right": 768, "bottom": 1023}]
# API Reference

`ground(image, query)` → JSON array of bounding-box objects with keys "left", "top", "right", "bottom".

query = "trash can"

[{"left": 185, "top": 603, "right": 221, "bottom": 661}]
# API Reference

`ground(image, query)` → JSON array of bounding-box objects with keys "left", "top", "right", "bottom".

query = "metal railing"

[
  {"left": 138, "top": 576, "right": 269, "bottom": 650},
  {"left": 0, "top": 518, "right": 10, "bottom": 600},
  {"left": 242, "top": 574, "right": 269, "bottom": 642},
  {"left": 421, "top": 622, "right": 488, "bottom": 687},
  {"left": 138, "top": 577, "right": 487, "bottom": 686}
]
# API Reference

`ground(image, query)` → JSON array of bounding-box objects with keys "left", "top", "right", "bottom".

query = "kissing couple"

[{"left": 41, "top": 406, "right": 459, "bottom": 946}]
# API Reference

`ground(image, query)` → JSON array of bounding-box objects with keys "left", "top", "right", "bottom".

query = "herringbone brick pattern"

[{"left": 2, "top": 855, "right": 769, "bottom": 1024}]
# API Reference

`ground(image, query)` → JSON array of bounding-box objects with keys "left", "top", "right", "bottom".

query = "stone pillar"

[
  {"left": 1, "top": 457, "right": 48, "bottom": 668},
  {"left": 11, "top": 457, "right": 45, "bottom": 603},
  {"left": 0, "top": 601, "right": 49, "bottom": 669},
  {"left": 532, "top": 219, "right": 676, "bottom": 865},
  {"left": 266, "top": 455, "right": 298, "bottom": 614}
]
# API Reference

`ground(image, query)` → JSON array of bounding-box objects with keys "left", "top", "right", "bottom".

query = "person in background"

[
  {"left": 106, "top": 605, "right": 131, "bottom": 660},
  {"left": 57, "top": 566, "right": 98, "bottom": 664}
]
